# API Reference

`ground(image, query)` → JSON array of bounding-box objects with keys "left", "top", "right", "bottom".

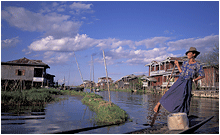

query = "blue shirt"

[{"left": 179, "top": 61, "right": 205, "bottom": 80}]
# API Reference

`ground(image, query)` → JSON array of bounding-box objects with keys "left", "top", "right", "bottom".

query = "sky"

[{"left": 1, "top": 1, "right": 219, "bottom": 86}]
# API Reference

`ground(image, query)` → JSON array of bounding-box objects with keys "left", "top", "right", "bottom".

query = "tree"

[
  {"left": 197, "top": 45, "right": 219, "bottom": 89},
  {"left": 197, "top": 44, "right": 219, "bottom": 67}
]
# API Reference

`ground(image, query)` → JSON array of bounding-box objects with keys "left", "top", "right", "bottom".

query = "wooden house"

[
  {"left": 83, "top": 80, "right": 95, "bottom": 88},
  {"left": 200, "top": 65, "right": 219, "bottom": 89},
  {"left": 140, "top": 75, "right": 157, "bottom": 88},
  {"left": 145, "top": 56, "right": 219, "bottom": 90},
  {"left": 97, "top": 77, "right": 113, "bottom": 89},
  {"left": 114, "top": 74, "right": 141, "bottom": 90},
  {"left": 145, "top": 56, "right": 188, "bottom": 88},
  {"left": 1, "top": 57, "right": 55, "bottom": 90}
]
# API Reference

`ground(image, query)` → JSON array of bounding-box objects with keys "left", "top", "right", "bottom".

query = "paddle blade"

[
  {"left": 150, "top": 112, "right": 158, "bottom": 127},
  {"left": 150, "top": 104, "right": 161, "bottom": 126}
]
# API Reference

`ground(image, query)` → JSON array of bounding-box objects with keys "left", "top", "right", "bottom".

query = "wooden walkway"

[{"left": 192, "top": 90, "right": 219, "bottom": 98}]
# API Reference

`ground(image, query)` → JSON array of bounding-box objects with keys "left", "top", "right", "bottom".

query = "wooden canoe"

[
  {"left": 126, "top": 115, "right": 214, "bottom": 134},
  {"left": 53, "top": 115, "right": 213, "bottom": 134}
]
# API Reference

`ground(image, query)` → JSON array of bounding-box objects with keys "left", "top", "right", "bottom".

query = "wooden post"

[
  {"left": 5, "top": 80, "right": 8, "bottom": 91},
  {"left": 90, "top": 55, "right": 92, "bottom": 92},
  {"left": 73, "top": 52, "right": 85, "bottom": 88},
  {"left": 42, "top": 70, "right": 44, "bottom": 88},
  {"left": 64, "top": 76, "right": 65, "bottom": 90},
  {"left": 92, "top": 55, "right": 95, "bottom": 92},
  {"left": 103, "top": 50, "right": 111, "bottom": 102}
]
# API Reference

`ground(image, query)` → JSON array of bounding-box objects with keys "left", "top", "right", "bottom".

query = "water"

[
  {"left": 1, "top": 95, "right": 96, "bottom": 134},
  {"left": 1, "top": 90, "right": 219, "bottom": 134},
  {"left": 96, "top": 91, "right": 219, "bottom": 134}
]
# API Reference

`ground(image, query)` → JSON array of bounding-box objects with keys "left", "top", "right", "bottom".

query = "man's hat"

[{"left": 185, "top": 47, "right": 200, "bottom": 58}]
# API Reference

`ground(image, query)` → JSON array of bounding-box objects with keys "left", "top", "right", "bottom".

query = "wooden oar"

[{"left": 150, "top": 65, "right": 176, "bottom": 127}]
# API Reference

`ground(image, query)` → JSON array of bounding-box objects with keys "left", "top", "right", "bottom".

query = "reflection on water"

[
  {"left": 1, "top": 95, "right": 96, "bottom": 134},
  {"left": 190, "top": 97, "right": 219, "bottom": 133},
  {"left": 97, "top": 91, "right": 219, "bottom": 134},
  {"left": 1, "top": 90, "right": 219, "bottom": 134}
]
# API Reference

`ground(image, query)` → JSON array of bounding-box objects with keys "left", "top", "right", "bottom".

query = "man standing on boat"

[{"left": 154, "top": 47, "right": 205, "bottom": 115}]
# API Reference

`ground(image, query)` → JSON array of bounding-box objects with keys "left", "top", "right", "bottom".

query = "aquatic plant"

[
  {"left": 81, "top": 93, "right": 129, "bottom": 125},
  {"left": 1, "top": 88, "right": 62, "bottom": 106},
  {"left": 61, "top": 90, "right": 87, "bottom": 96}
]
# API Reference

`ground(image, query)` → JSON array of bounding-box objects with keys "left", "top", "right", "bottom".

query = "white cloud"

[
  {"left": 135, "top": 37, "right": 171, "bottom": 48},
  {"left": 167, "top": 35, "right": 219, "bottom": 53},
  {"left": 69, "top": 2, "right": 94, "bottom": 15},
  {"left": 96, "top": 38, "right": 135, "bottom": 50},
  {"left": 52, "top": 2, "right": 59, "bottom": 7},
  {"left": 69, "top": 2, "right": 93, "bottom": 10},
  {"left": 28, "top": 34, "right": 98, "bottom": 52},
  {"left": 108, "top": 46, "right": 176, "bottom": 65},
  {"left": 1, "top": 6, "right": 82, "bottom": 38},
  {"left": 43, "top": 51, "right": 74, "bottom": 65},
  {"left": 1, "top": 37, "right": 20, "bottom": 48},
  {"left": 164, "top": 30, "right": 175, "bottom": 35},
  {"left": 27, "top": 34, "right": 218, "bottom": 65}
]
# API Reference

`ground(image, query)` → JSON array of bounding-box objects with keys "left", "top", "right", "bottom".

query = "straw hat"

[{"left": 185, "top": 47, "right": 200, "bottom": 58}]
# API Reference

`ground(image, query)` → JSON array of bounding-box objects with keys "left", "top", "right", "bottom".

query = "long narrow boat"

[
  {"left": 126, "top": 115, "right": 214, "bottom": 134},
  {"left": 53, "top": 115, "right": 213, "bottom": 134}
]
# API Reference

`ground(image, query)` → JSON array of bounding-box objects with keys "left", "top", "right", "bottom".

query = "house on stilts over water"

[{"left": 1, "top": 57, "right": 55, "bottom": 90}]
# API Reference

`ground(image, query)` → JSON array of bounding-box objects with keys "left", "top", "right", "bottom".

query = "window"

[
  {"left": 16, "top": 69, "right": 25, "bottom": 76},
  {"left": 161, "top": 64, "right": 164, "bottom": 70},
  {"left": 151, "top": 66, "right": 154, "bottom": 71},
  {"left": 34, "top": 68, "right": 43, "bottom": 77}
]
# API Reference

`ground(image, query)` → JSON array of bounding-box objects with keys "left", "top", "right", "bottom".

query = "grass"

[
  {"left": 1, "top": 88, "right": 62, "bottom": 106},
  {"left": 61, "top": 90, "right": 129, "bottom": 125},
  {"left": 81, "top": 93, "right": 129, "bottom": 125}
]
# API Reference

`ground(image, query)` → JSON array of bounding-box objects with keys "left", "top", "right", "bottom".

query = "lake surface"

[
  {"left": 96, "top": 91, "right": 219, "bottom": 134},
  {"left": 1, "top": 90, "right": 219, "bottom": 134},
  {"left": 1, "top": 95, "right": 96, "bottom": 134}
]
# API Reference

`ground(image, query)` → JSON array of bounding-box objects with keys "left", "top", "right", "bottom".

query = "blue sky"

[{"left": 1, "top": 1, "right": 219, "bottom": 85}]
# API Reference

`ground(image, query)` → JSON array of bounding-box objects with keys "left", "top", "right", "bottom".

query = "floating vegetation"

[
  {"left": 61, "top": 90, "right": 129, "bottom": 125},
  {"left": 81, "top": 93, "right": 129, "bottom": 125},
  {"left": 2, "top": 89, "right": 129, "bottom": 125},
  {"left": 1, "top": 88, "right": 62, "bottom": 106}
]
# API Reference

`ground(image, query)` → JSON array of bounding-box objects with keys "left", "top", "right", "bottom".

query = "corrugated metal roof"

[
  {"left": 2, "top": 57, "right": 50, "bottom": 68},
  {"left": 145, "top": 56, "right": 188, "bottom": 66},
  {"left": 141, "top": 76, "right": 157, "bottom": 82}
]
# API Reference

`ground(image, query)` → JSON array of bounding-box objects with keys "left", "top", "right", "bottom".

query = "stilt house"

[
  {"left": 145, "top": 56, "right": 219, "bottom": 90},
  {"left": 145, "top": 56, "right": 188, "bottom": 88},
  {"left": 97, "top": 77, "right": 113, "bottom": 89},
  {"left": 1, "top": 57, "right": 55, "bottom": 90}
]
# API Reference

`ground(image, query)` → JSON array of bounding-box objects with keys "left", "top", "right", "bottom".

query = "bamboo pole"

[
  {"left": 64, "top": 76, "right": 65, "bottom": 90},
  {"left": 42, "top": 70, "right": 44, "bottom": 88},
  {"left": 92, "top": 55, "right": 95, "bottom": 92},
  {"left": 102, "top": 50, "right": 111, "bottom": 102},
  {"left": 164, "top": 65, "right": 176, "bottom": 94},
  {"left": 90, "top": 55, "right": 92, "bottom": 92},
  {"left": 73, "top": 51, "right": 85, "bottom": 88},
  {"left": 150, "top": 65, "right": 176, "bottom": 126},
  {"left": 91, "top": 55, "right": 95, "bottom": 93}
]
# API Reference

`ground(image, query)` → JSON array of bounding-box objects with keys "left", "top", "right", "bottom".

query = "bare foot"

[{"left": 154, "top": 102, "right": 161, "bottom": 113}]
